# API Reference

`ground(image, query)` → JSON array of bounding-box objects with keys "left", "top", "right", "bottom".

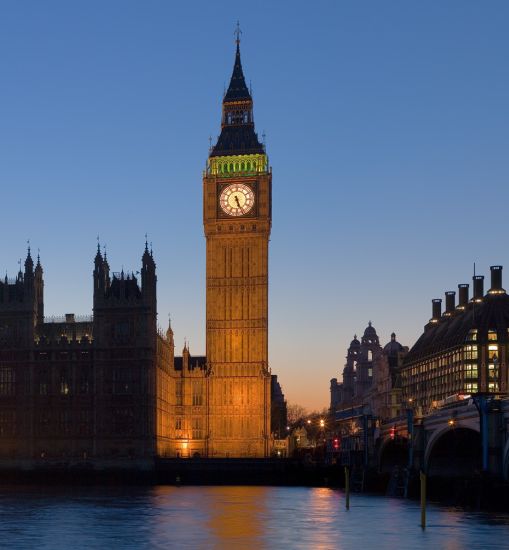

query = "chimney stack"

[
  {"left": 472, "top": 275, "right": 484, "bottom": 302},
  {"left": 431, "top": 299, "right": 442, "bottom": 322},
  {"left": 457, "top": 284, "right": 469, "bottom": 310},
  {"left": 488, "top": 265, "right": 505, "bottom": 295},
  {"left": 444, "top": 291, "right": 455, "bottom": 315}
]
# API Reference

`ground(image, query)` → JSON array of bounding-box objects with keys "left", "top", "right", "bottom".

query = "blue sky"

[{"left": 0, "top": 1, "right": 508, "bottom": 409}]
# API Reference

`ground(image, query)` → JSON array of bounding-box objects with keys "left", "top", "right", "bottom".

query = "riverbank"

[{"left": 0, "top": 459, "right": 507, "bottom": 511}]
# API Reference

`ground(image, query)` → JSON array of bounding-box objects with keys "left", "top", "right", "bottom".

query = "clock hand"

[{"left": 234, "top": 195, "right": 241, "bottom": 208}]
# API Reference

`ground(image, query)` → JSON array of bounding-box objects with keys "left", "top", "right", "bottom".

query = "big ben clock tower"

[{"left": 203, "top": 33, "right": 271, "bottom": 457}]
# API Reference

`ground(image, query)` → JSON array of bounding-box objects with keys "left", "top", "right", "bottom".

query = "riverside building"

[{"left": 401, "top": 266, "right": 509, "bottom": 413}]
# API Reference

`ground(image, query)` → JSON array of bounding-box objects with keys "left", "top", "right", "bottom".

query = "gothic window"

[
  {"left": 175, "top": 418, "right": 182, "bottom": 431},
  {"left": 79, "top": 370, "right": 90, "bottom": 394},
  {"left": 368, "top": 350, "right": 373, "bottom": 361},
  {"left": 60, "top": 369, "right": 70, "bottom": 395},
  {"left": 0, "top": 410, "right": 15, "bottom": 436},
  {"left": 0, "top": 367, "right": 15, "bottom": 395},
  {"left": 192, "top": 417, "right": 202, "bottom": 439},
  {"left": 176, "top": 380, "right": 183, "bottom": 406},
  {"left": 192, "top": 381, "right": 203, "bottom": 406},
  {"left": 59, "top": 411, "right": 72, "bottom": 435},
  {"left": 114, "top": 320, "right": 130, "bottom": 343},
  {"left": 113, "top": 368, "right": 132, "bottom": 394},
  {"left": 39, "top": 370, "right": 49, "bottom": 395}
]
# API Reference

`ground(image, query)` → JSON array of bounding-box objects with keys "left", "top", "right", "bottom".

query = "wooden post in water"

[
  {"left": 344, "top": 466, "right": 350, "bottom": 510},
  {"left": 420, "top": 470, "right": 426, "bottom": 529}
]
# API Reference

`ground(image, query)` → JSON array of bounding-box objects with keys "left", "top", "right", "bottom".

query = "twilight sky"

[{"left": 0, "top": 1, "right": 508, "bottom": 411}]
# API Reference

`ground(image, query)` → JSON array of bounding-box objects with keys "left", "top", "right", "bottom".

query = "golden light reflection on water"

[
  {"left": 206, "top": 486, "right": 266, "bottom": 543},
  {"left": 139, "top": 486, "right": 509, "bottom": 549},
  {"left": 0, "top": 485, "right": 507, "bottom": 549}
]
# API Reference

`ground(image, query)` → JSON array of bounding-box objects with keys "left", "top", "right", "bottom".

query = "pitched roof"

[{"left": 224, "top": 44, "right": 251, "bottom": 102}]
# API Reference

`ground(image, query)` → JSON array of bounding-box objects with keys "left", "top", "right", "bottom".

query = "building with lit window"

[
  {"left": 0, "top": 245, "right": 172, "bottom": 465},
  {"left": 0, "top": 37, "right": 284, "bottom": 465},
  {"left": 401, "top": 266, "right": 508, "bottom": 413}
]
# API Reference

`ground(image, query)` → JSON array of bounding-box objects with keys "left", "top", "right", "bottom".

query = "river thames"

[{"left": 0, "top": 485, "right": 507, "bottom": 549}]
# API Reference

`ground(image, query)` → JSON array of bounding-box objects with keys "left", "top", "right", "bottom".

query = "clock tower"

[{"left": 203, "top": 36, "right": 271, "bottom": 457}]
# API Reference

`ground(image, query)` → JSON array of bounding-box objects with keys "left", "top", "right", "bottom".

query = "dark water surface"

[{"left": 0, "top": 485, "right": 508, "bottom": 549}]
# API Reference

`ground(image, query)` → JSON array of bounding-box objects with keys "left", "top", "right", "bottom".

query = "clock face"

[{"left": 219, "top": 183, "right": 255, "bottom": 217}]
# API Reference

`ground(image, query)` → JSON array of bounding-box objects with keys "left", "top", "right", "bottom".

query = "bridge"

[
  {"left": 335, "top": 395, "right": 509, "bottom": 486},
  {"left": 375, "top": 395, "right": 509, "bottom": 481}
]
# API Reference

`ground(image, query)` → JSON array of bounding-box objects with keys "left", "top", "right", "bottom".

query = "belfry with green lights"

[{"left": 207, "top": 37, "right": 268, "bottom": 176}]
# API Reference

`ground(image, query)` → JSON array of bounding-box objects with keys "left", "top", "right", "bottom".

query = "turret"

[
  {"left": 182, "top": 341, "right": 190, "bottom": 370},
  {"left": 166, "top": 316, "right": 174, "bottom": 348},
  {"left": 34, "top": 252, "right": 44, "bottom": 326},
  {"left": 93, "top": 241, "right": 111, "bottom": 305},
  {"left": 141, "top": 239, "right": 156, "bottom": 306}
]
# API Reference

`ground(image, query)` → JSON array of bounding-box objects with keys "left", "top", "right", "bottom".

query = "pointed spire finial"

[
  {"left": 27, "top": 239, "right": 31, "bottom": 256},
  {"left": 97, "top": 235, "right": 101, "bottom": 254},
  {"left": 145, "top": 233, "right": 148, "bottom": 251},
  {"left": 103, "top": 244, "right": 107, "bottom": 261},
  {"left": 234, "top": 21, "right": 242, "bottom": 46}
]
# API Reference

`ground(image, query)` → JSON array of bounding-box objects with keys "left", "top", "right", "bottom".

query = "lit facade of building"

[
  {"left": 202, "top": 38, "right": 272, "bottom": 457},
  {"left": 401, "top": 266, "right": 509, "bottom": 413},
  {"left": 0, "top": 38, "right": 282, "bottom": 463}
]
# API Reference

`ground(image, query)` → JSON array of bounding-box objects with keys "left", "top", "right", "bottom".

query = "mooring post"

[
  {"left": 344, "top": 466, "right": 350, "bottom": 510},
  {"left": 420, "top": 470, "right": 426, "bottom": 529}
]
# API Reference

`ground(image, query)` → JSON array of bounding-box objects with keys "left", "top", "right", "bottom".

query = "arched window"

[
  {"left": 241, "top": 162, "right": 245, "bottom": 171},
  {"left": 368, "top": 350, "right": 373, "bottom": 361}
]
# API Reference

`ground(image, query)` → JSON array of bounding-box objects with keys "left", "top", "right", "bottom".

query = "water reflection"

[{"left": 0, "top": 485, "right": 508, "bottom": 549}]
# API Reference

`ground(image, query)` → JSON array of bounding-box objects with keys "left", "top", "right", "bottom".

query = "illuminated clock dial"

[{"left": 219, "top": 183, "right": 254, "bottom": 216}]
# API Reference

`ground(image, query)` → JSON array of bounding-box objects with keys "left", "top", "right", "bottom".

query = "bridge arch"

[
  {"left": 502, "top": 438, "right": 509, "bottom": 481},
  {"left": 425, "top": 425, "right": 481, "bottom": 477},
  {"left": 378, "top": 436, "right": 408, "bottom": 474}
]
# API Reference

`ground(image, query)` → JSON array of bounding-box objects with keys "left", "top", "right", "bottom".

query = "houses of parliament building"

[{"left": 0, "top": 39, "right": 286, "bottom": 465}]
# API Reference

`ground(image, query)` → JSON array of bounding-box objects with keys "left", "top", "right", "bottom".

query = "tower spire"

[
  {"left": 234, "top": 21, "right": 242, "bottom": 47},
  {"left": 209, "top": 29, "right": 264, "bottom": 158},
  {"left": 224, "top": 29, "right": 250, "bottom": 102}
]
